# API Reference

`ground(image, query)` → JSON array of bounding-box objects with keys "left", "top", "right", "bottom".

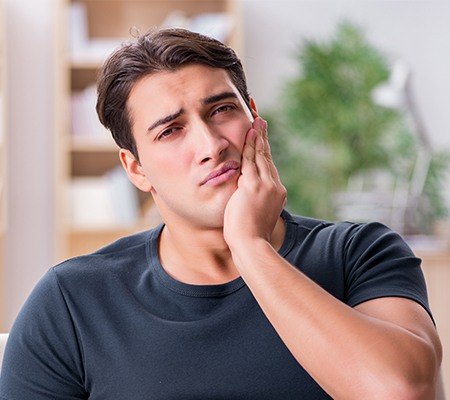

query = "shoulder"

[
  {"left": 284, "top": 210, "right": 408, "bottom": 254},
  {"left": 52, "top": 225, "right": 160, "bottom": 285},
  {"left": 284, "top": 210, "right": 430, "bottom": 317},
  {"left": 283, "top": 209, "right": 419, "bottom": 285}
]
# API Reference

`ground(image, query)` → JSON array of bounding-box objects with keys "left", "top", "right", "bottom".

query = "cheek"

[
  {"left": 226, "top": 119, "right": 251, "bottom": 151},
  {"left": 138, "top": 149, "right": 188, "bottom": 187},
  {"left": 148, "top": 151, "right": 191, "bottom": 177}
]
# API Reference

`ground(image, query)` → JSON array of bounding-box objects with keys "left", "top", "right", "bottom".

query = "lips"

[{"left": 200, "top": 160, "right": 240, "bottom": 185}]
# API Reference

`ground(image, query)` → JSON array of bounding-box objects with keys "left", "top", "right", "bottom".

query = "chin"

[
  {"left": 157, "top": 188, "right": 234, "bottom": 229},
  {"left": 192, "top": 200, "right": 228, "bottom": 229},
  {"left": 201, "top": 208, "right": 226, "bottom": 229}
]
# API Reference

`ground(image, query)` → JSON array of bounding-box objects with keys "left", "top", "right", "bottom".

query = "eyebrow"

[
  {"left": 147, "top": 109, "right": 184, "bottom": 133},
  {"left": 202, "top": 91, "right": 238, "bottom": 105},
  {"left": 146, "top": 91, "right": 239, "bottom": 133}
]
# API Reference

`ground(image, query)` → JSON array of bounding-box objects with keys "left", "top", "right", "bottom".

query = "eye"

[
  {"left": 212, "top": 104, "right": 236, "bottom": 116},
  {"left": 157, "top": 126, "right": 181, "bottom": 140}
]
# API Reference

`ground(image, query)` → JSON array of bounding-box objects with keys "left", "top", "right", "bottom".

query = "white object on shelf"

[
  {"left": 189, "top": 13, "right": 234, "bottom": 43},
  {"left": 161, "top": 10, "right": 190, "bottom": 30},
  {"left": 70, "top": 177, "right": 116, "bottom": 229},
  {"left": 106, "top": 166, "right": 140, "bottom": 226},
  {"left": 161, "top": 11, "right": 234, "bottom": 43},
  {"left": 71, "top": 85, "right": 110, "bottom": 138},
  {"left": 69, "top": 2, "right": 122, "bottom": 63},
  {"left": 69, "top": 2, "right": 89, "bottom": 59},
  {"left": 71, "top": 39, "right": 123, "bottom": 64},
  {"left": 70, "top": 168, "right": 139, "bottom": 229}
]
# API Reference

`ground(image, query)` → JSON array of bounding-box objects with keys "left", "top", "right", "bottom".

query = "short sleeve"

[
  {"left": 0, "top": 268, "right": 87, "bottom": 399},
  {"left": 343, "top": 222, "right": 433, "bottom": 324}
]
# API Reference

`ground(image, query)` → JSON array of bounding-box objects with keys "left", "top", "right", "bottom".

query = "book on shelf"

[
  {"left": 189, "top": 13, "right": 234, "bottom": 43},
  {"left": 106, "top": 166, "right": 140, "bottom": 227},
  {"left": 71, "top": 85, "right": 110, "bottom": 141},
  {"left": 70, "top": 2, "right": 122, "bottom": 64},
  {"left": 70, "top": 166, "right": 140, "bottom": 229},
  {"left": 161, "top": 11, "right": 234, "bottom": 43}
]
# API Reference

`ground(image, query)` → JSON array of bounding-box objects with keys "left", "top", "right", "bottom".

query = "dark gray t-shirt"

[{"left": 0, "top": 211, "right": 432, "bottom": 399}]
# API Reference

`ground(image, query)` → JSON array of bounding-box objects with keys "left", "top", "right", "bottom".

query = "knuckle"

[
  {"left": 266, "top": 183, "right": 278, "bottom": 195},
  {"left": 248, "top": 181, "right": 259, "bottom": 191}
]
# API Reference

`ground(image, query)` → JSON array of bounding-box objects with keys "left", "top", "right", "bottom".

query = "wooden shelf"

[
  {"left": 70, "top": 151, "right": 120, "bottom": 176},
  {"left": 70, "top": 59, "right": 103, "bottom": 70},
  {"left": 67, "top": 224, "right": 149, "bottom": 258},
  {"left": 71, "top": 66, "right": 99, "bottom": 90},
  {"left": 66, "top": 215, "right": 162, "bottom": 259},
  {"left": 70, "top": 135, "right": 119, "bottom": 152}
]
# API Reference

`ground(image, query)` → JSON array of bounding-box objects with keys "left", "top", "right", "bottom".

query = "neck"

[{"left": 158, "top": 216, "right": 286, "bottom": 285}]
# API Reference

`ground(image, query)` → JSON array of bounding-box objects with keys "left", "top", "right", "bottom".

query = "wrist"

[
  {"left": 228, "top": 236, "right": 275, "bottom": 266},
  {"left": 227, "top": 234, "right": 269, "bottom": 251}
]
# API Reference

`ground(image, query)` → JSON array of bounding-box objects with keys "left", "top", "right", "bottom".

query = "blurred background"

[{"left": 0, "top": 0, "right": 449, "bottom": 391}]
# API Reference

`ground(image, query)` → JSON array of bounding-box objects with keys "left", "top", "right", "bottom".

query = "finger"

[
  {"left": 262, "top": 120, "right": 282, "bottom": 183},
  {"left": 254, "top": 120, "right": 273, "bottom": 181},
  {"left": 240, "top": 128, "right": 258, "bottom": 178},
  {"left": 254, "top": 118, "right": 282, "bottom": 183}
]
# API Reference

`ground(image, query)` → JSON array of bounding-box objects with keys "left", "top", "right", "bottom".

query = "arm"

[
  {"left": 224, "top": 117, "right": 442, "bottom": 400},
  {"left": 0, "top": 268, "right": 87, "bottom": 399}
]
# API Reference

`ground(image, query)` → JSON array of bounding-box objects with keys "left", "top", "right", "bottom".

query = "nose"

[{"left": 194, "top": 121, "right": 229, "bottom": 164}]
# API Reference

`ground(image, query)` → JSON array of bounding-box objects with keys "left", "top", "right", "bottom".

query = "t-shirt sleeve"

[
  {"left": 343, "top": 222, "right": 434, "bottom": 324},
  {"left": 0, "top": 268, "right": 87, "bottom": 399}
]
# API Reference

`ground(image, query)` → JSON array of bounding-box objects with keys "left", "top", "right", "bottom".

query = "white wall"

[
  {"left": 241, "top": 0, "right": 450, "bottom": 151},
  {"left": 4, "top": 0, "right": 56, "bottom": 329}
]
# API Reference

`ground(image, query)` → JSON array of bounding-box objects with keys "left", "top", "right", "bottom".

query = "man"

[{"left": 0, "top": 28, "right": 442, "bottom": 399}]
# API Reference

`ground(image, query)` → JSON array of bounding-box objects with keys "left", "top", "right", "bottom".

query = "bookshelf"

[{"left": 56, "top": 0, "right": 243, "bottom": 261}]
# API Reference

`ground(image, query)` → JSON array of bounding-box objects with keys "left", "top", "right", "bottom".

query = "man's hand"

[
  {"left": 223, "top": 117, "right": 286, "bottom": 248},
  {"left": 221, "top": 120, "right": 440, "bottom": 400}
]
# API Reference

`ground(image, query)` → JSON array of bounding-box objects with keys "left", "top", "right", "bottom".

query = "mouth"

[{"left": 200, "top": 160, "right": 240, "bottom": 186}]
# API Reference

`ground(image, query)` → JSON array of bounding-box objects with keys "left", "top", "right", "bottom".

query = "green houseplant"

[{"left": 267, "top": 21, "right": 448, "bottom": 233}]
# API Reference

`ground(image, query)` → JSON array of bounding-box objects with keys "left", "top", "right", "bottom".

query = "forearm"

[{"left": 230, "top": 238, "right": 439, "bottom": 400}]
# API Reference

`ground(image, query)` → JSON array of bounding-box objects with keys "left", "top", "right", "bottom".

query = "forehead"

[{"left": 128, "top": 64, "right": 238, "bottom": 110}]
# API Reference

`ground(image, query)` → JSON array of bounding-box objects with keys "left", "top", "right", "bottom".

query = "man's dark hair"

[{"left": 96, "top": 28, "right": 250, "bottom": 162}]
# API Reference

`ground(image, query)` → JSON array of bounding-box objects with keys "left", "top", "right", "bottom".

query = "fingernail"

[{"left": 248, "top": 128, "right": 257, "bottom": 141}]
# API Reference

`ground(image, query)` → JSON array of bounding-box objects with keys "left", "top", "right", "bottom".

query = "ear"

[
  {"left": 249, "top": 98, "right": 259, "bottom": 118},
  {"left": 119, "top": 149, "right": 153, "bottom": 193}
]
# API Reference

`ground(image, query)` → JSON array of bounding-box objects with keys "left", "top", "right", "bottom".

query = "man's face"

[{"left": 123, "top": 64, "right": 256, "bottom": 229}]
